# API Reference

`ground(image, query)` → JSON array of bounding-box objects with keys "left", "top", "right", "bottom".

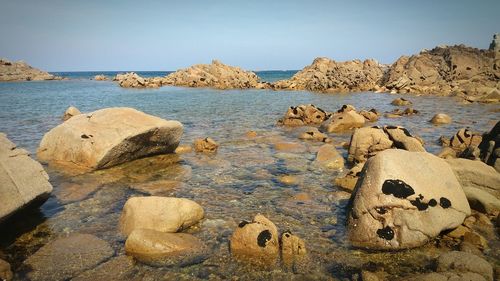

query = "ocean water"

[{"left": 0, "top": 76, "right": 498, "bottom": 279}]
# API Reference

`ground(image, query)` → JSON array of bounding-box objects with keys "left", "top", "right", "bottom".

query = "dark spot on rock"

[
  {"left": 257, "top": 230, "right": 272, "bottom": 247},
  {"left": 382, "top": 179, "right": 415, "bottom": 199},
  {"left": 307, "top": 132, "right": 314, "bottom": 136},
  {"left": 440, "top": 197, "right": 451, "bottom": 208},
  {"left": 316, "top": 115, "right": 321, "bottom": 119},
  {"left": 375, "top": 207, "right": 387, "bottom": 214},
  {"left": 371, "top": 126, "right": 380, "bottom": 129},
  {"left": 81, "top": 134, "right": 89, "bottom": 139},
  {"left": 293, "top": 108, "right": 298, "bottom": 115},
  {"left": 401, "top": 128, "right": 413, "bottom": 137},
  {"left": 339, "top": 117, "right": 343, "bottom": 120},
  {"left": 238, "top": 221, "right": 250, "bottom": 228},
  {"left": 410, "top": 197, "right": 429, "bottom": 211},
  {"left": 386, "top": 126, "right": 397, "bottom": 130},
  {"left": 377, "top": 226, "right": 394, "bottom": 240},
  {"left": 466, "top": 67, "right": 471, "bottom": 70},
  {"left": 463, "top": 129, "right": 471, "bottom": 138},
  {"left": 428, "top": 199, "right": 437, "bottom": 207}
]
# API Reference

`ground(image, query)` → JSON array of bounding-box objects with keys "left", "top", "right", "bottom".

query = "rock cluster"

[
  {"left": 163, "top": 60, "right": 268, "bottom": 89},
  {"left": 0, "top": 58, "right": 61, "bottom": 81},
  {"left": 37, "top": 107, "right": 183, "bottom": 170},
  {"left": 348, "top": 149, "right": 470, "bottom": 249},
  {"left": 277, "top": 104, "right": 330, "bottom": 126},
  {"left": 382, "top": 45, "right": 500, "bottom": 101},
  {"left": 438, "top": 128, "right": 483, "bottom": 159},
  {"left": 0, "top": 133, "right": 53, "bottom": 222},
  {"left": 93, "top": 74, "right": 108, "bottom": 81},
  {"left": 273, "top": 57, "right": 384, "bottom": 92},
  {"left": 114, "top": 72, "right": 163, "bottom": 88}
]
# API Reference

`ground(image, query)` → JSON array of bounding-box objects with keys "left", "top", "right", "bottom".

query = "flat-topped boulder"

[
  {"left": 0, "top": 58, "right": 61, "bottom": 81},
  {"left": 273, "top": 57, "right": 384, "bottom": 92},
  {"left": 0, "top": 133, "right": 53, "bottom": 222},
  {"left": 163, "top": 60, "right": 266, "bottom": 89},
  {"left": 37, "top": 107, "right": 183, "bottom": 170}
]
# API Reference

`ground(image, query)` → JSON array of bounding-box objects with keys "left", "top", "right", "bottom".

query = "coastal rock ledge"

[
  {"left": 0, "top": 58, "right": 61, "bottom": 81},
  {"left": 37, "top": 107, "right": 183, "bottom": 170}
]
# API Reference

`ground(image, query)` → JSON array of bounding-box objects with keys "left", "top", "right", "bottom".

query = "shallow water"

[{"left": 0, "top": 78, "right": 499, "bottom": 280}]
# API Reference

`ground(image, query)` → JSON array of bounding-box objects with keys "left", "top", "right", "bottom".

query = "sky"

[{"left": 0, "top": 0, "right": 499, "bottom": 71}]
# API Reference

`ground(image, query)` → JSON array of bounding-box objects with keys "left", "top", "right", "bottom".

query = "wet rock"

[
  {"left": 72, "top": 255, "right": 135, "bottom": 281},
  {"left": 298, "top": 127, "right": 329, "bottom": 142},
  {"left": 359, "top": 109, "right": 380, "bottom": 122},
  {"left": 277, "top": 104, "right": 330, "bottom": 126},
  {"left": 194, "top": 137, "right": 219, "bottom": 153},
  {"left": 320, "top": 110, "right": 366, "bottom": 133},
  {"left": 175, "top": 144, "right": 193, "bottom": 154},
  {"left": 24, "top": 233, "right": 114, "bottom": 281},
  {"left": 119, "top": 196, "right": 204, "bottom": 237},
  {"left": 230, "top": 214, "right": 280, "bottom": 266},
  {"left": 38, "top": 107, "right": 183, "bottom": 170},
  {"left": 0, "top": 133, "right": 53, "bottom": 222},
  {"left": 273, "top": 57, "right": 384, "bottom": 93},
  {"left": 0, "top": 259, "right": 13, "bottom": 281},
  {"left": 278, "top": 175, "right": 301, "bottom": 185},
  {"left": 281, "top": 231, "right": 307, "bottom": 271},
  {"left": 93, "top": 74, "right": 108, "bottom": 81},
  {"left": 391, "top": 97, "right": 412, "bottom": 106},
  {"left": 348, "top": 150, "right": 470, "bottom": 249},
  {"left": 361, "top": 270, "right": 380, "bottom": 281},
  {"left": 274, "top": 142, "right": 307, "bottom": 153},
  {"left": 56, "top": 182, "right": 101, "bottom": 204},
  {"left": 383, "top": 125, "right": 425, "bottom": 152},
  {"left": 479, "top": 121, "right": 500, "bottom": 172},
  {"left": 62, "top": 106, "right": 82, "bottom": 121},
  {"left": 347, "top": 127, "right": 393, "bottom": 163},
  {"left": 125, "top": 229, "right": 208, "bottom": 267},
  {"left": 335, "top": 163, "right": 365, "bottom": 192},
  {"left": 0, "top": 58, "right": 61, "bottom": 81},
  {"left": 115, "top": 72, "right": 161, "bottom": 88},
  {"left": 436, "top": 251, "right": 493, "bottom": 281},
  {"left": 446, "top": 225, "right": 470, "bottom": 239},
  {"left": 163, "top": 60, "right": 264, "bottom": 89},
  {"left": 130, "top": 179, "right": 186, "bottom": 196},
  {"left": 313, "top": 144, "right": 344, "bottom": 169},
  {"left": 463, "top": 231, "right": 488, "bottom": 250},
  {"left": 288, "top": 192, "right": 312, "bottom": 202},
  {"left": 430, "top": 113, "right": 452, "bottom": 125},
  {"left": 385, "top": 107, "right": 419, "bottom": 117}
]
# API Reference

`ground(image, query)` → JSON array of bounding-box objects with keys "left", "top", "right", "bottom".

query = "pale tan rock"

[
  {"left": 245, "top": 131, "right": 258, "bottom": 138},
  {"left": 436, "top": 251, "right": 493, "bottom": 281},
  {"left": 383, "top": 125, "right": 425, "bottom": 152},
  {"left": 119, "top": 196, "right": 204, "bottom": 237},
  {"left": 298, "top": 127, "right": 329, "bottom": 142},
  {"left": 321, "top": 110, "right": 365, "bottom": 133},
  {"left": 430, "top": 113, "right": 452, "bottom": 124},
  {"left": 93, "top": 74, "right": 108, "bottom": 81},
  {"left": 0, "top": 58, "right": 61, "bottom": 81},
  {"left": 72, "top": 256, "right": 135, "bottom": 281},
  {"left": 347, "top": 127, "right": 393, "bottom": 163},
  {"left": 281, "top": 231, "right": 307, "bottom": 271},
  {"left": 38, "top": 107, "right": 183, "bottom": 170},
  {"left": 125, "top": 229, "right": 208, "bottom": 267},
  {"left": 62, "top": 106, "right": 82, "bottom": 121},
  {"left": 278, "top": 104, "right": 330, "bottom": 127},
  {"left": 0, "top": 259, "right": 13, "bottom": 281},
  {"left": 391, "top": 97, "right": 412, "bottom": 106},
  {"left": 174, "top": 144, "right": 193, "bottom": 154},
  {"left": 278, "top": 175, "right": 301, "bottom": 185},
  {"left": 274, "top": 142, "right": 306, "bottom": 153},
  {"left": 0, "top": 133, "right": 53, "bottom": 222},
  {"left": 193, "top": 137, "right": 218, "bottom": 153},
  {"left": 313, "top": 144, "right": 344, "bottom": 169}
]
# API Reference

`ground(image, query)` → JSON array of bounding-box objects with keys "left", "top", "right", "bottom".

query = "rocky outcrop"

[
  {"left": 193, "top": 137, "right": 219, "bottom": 153},
  {"left": 125, "top": 229, "right": 208, "bottom": 267},
  {"left": 273, "top": 57, "right": 384, "bottom": 93},
  {"left": 321, "top": 109, "right": 366, "bottom": 133},
  {"left": 348, "top": 149, "right": 470, "bottom": 249},
  {"left": 62, "top": 106, "right": 81, "bottom": 121},
  {"left": 114, "top": 72, "right": 163, "bottom": 88},
  {"left": 24, "top": 233, "right": 114, "bottom": 281},
  {"left": 163, "top": 60, "right": 268, "bottom": 89},
  {"left": 37, "top": 107, "right": 183, "bottom": 170},
  {"left": 277, "top": 104, "right": 330, "bottom": 126},
  {"left": 382, "top": 45, "right": 500, "bottom": 101},
  {"left": 438, "top": 128, "right": 483, "bottom": 159},
  {"left": 93, "top": 74, "right": 108, "bottom": 81},
  {"left": 0, "top": 133, "right": 53, "bottom": 222},
  {"left": 0, "top": 58, "right": 61, "bottom": 81},
  {"left": 119, "top": 196, "right": 204, "bottom": 237}
]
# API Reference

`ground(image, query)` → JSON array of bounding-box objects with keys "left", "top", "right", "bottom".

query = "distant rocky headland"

[{"left": 0, "top": 58, "right": 61, "bottom": 81}]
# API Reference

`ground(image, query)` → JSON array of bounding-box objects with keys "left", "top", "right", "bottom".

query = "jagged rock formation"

[
  {"left": 273, "top": 58, "right": 384, "bottom": 92},
  {"left": 163, "top": 60, "right": 269, "bottom": 89},
  {"left": 381, "top": 44, "right": 500, "bottom": 101},
  {"left": 114, "top": 72, "right": 163, "bottom": 88},
  {"left": 0, "top": 58, "right": 61, "bottom": 81}
]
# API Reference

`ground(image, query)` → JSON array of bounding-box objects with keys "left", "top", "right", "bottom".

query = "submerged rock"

[
  {"left": 125, "top": 229, "right": 208, "bottom": 267},
  {"left": 72, "top": 256, "right": 135, "bottom": 281},
  {"left": 281, "top": 231, "right": 307, "bottom": 272},
  {"left": 119, "top": 196, "right": 204, "bottom": 237},
  {"left": 390, "top": 97, "right": 412, "bottom": 106},
  {"left": 277, "top": 104, "right": 330, "bottom": 126},
  {"left": 62, "top": 106, "right": 81, "bottom": 121},
  {"left": 0, "top": 133, "right": 53, "bottom": 222},
  {"left": 313, "top": 144, "right": 344, "bottom": 169},
  {"left": 347, "top": 127, "right": 393, "bottom": 164},
  {"left": 430, "top": 113, "right": 452, "bottom": 124},
  {"left": 37, "top": 107, "right": 183, "bottom": 170},
  {"left": 24, "top": 233, "right": 114, "bottom": 281},
  {"left": 0, "top": 58, "right": 61, "bottom": 81},
  {"left": 115, "top": 72, "right": 162, "bottom": 88},
  {"left": 298, "top": 127, "right": 330, "bottom": 142},
  {"left": 348, "top": 149, "right": 470, "bottom": 249},
  {"left": 230, "top": 214, "right": 280, "bottom": 267},
  {"left": 193, "top": 137, "right": 219, "bottom": 153},
  {"left": 436, "top": 251, "right": 493, "bottom": 281}
]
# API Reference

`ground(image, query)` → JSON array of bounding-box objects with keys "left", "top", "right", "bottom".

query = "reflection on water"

[{"left": 0, "top": 80, "right": 499, "bottom": 279}]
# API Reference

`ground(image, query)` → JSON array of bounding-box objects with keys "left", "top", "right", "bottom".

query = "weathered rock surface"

[
  {"left": 348, "top": 150, "right": 470, "bottom": 249},
  {"left": 125, "top": 229, "right": 208, "bottom": 267},
  {"left": 382, "top": 45, "right": 500, "bottom": 100},
  {"left": 430, "top": 113, "right": 452, "bottom": 124},
  {"left": 320, "top": 109, "right": 365, "bottom": 133},
  {"left": 0, "top": 133, "right": 53, "bottom": 222},
  {"left": 277, "top": 104, "right": 330, "bottom": 127},
  {"left": 0, "top": 259, "right": 13, "bottom": 281},
  {"left": 334, "top": 163, "right": 364, "bottom": 192},
  {"left": 193, "top": 137, "right": 219, "bottom": 153},
  {"left": 313, "top": 144, "right": 344, "bottom": 169},
  {"left": 436, "top": 251, "right": 493, "bottom": 281},
  {"left": 163, "top": 60, "right": 267, "bottom": 89},
  {"left": 37, "top": 107, "right": 183, "bottom": 170},
  {"left": 298, "top": 127, "right": 330, "bottom": 142},
  {"left": 347, "top": 127, "right": 393, "bottom": 164},
  {"left": 62, "top": 106, "right": 81, "bottom": 121},
  {"left": 281, "top": 231, "right": 307, "bottom": 271},
  {"left": 0, "top": 58, "right": 61, "bottom": 81},
  {"left": 384, "top": 125, "right": 425, "bottom": 152},
  {"left": 479, "top": 121, "right": 500, "bottom": 172},
  {"left": 93, "top": 74, "right": 108, "bottom": 81},
  {"left": 72, "top": 256, "right": 135, "bottom": 281},
  {"left": 273, "top": 57, "right": 384, "bottom": 93},
  {"left": 24, "top": 233, "right": 114, "bottom": 281},
  {"left": 230, "top": 214, "right": 280, "bottom": 266},
  {"left": 119, "top": 196, "right": 204, "bottom": 237},
  {"left": 115, "top": 72, "right": 163, "bottom": 88}
]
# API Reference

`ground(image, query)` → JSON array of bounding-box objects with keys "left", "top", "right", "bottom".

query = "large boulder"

[
  {"left": 119, "top": 196, "right": 204, "bottom": 237},
  {"left": 37, "top": 107, "right": 183, "bottom": 170},
  {"left": 347, "top": 127, "right": 393, "bottom": 164},
  {"left": 320, "top": 110, "right": 365, "bottom": 133},
  {"left": 230, "top": 214, "right": 280, "bottom": 266},
  {"left": 273, "top": 57, "right": 384, "bottom": 93},
  {"left": 0, "top": 58, "right": 61, "bottom": 81},
  {"left": 0, "top": 133, "right": 53, "bottom": 222},
  {"left": 24, "top": 233, "right": 114, "bottom": 281},
  {"left": 125, "top": 229, "right": 208, "bottom": 267},
  {"left": 277, "top": 104, "right": 330, "bottom": 127},
  {"left": 348, "top": 150, "right": 470, "bottom": 249}
]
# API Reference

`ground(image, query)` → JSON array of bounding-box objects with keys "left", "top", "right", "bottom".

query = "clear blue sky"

[{"left": 0, "top": 0, "right": 498, "bottom": 71}]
